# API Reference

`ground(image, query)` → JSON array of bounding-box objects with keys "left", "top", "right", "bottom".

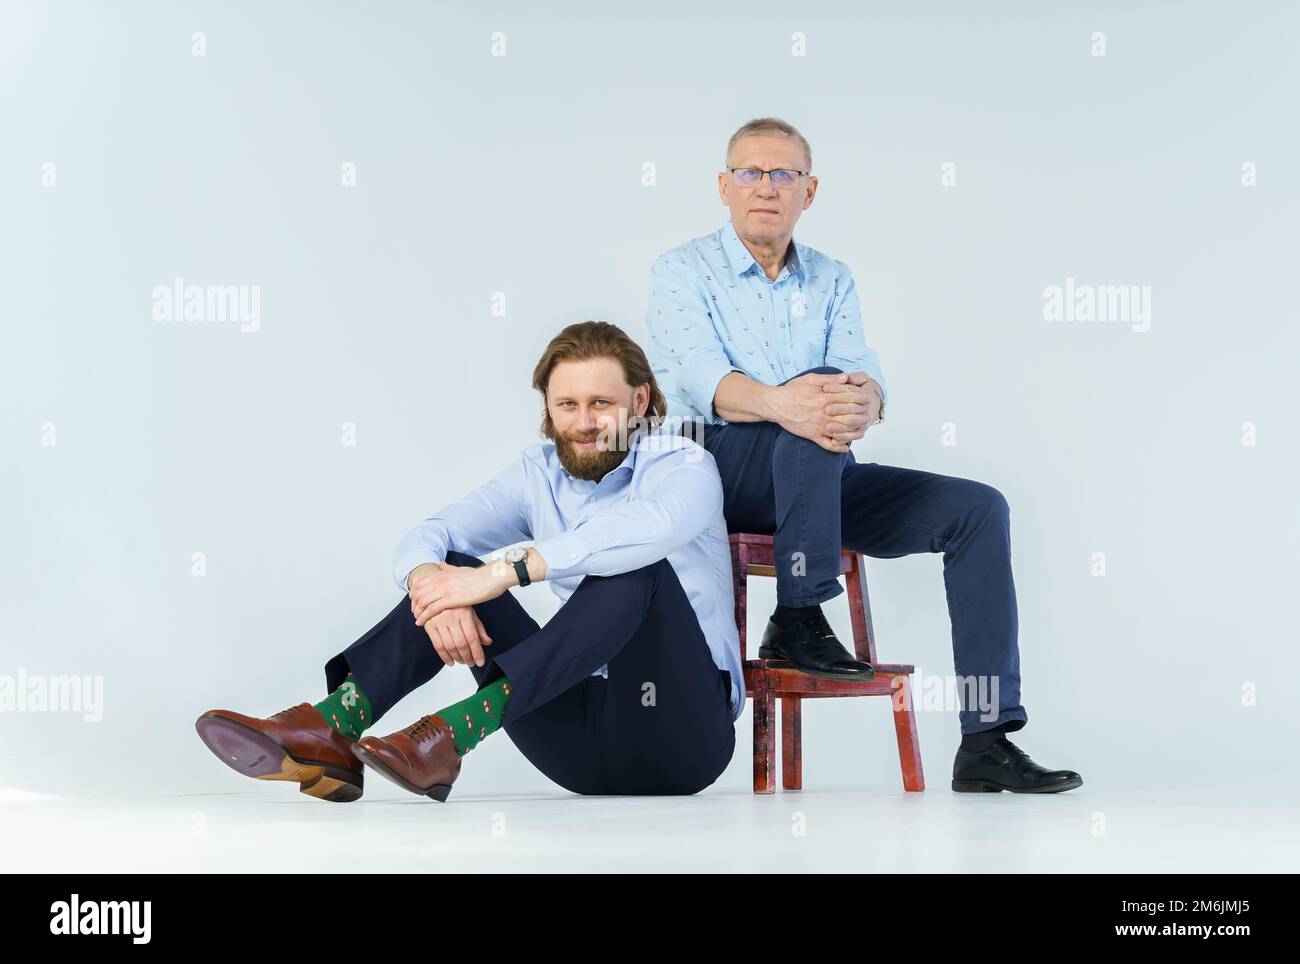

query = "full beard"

[{"left": 555, "top": 431, "right": 633, "bottom": 481}]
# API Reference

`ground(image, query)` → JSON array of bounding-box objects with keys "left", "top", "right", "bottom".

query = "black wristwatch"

[{"left": 504, "top": 546, "right": 530, "bottom": 587}]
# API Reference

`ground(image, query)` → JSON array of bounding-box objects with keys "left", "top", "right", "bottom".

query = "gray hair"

[{"left": 725, "top": 117, "right": 812, "bottom": 170}]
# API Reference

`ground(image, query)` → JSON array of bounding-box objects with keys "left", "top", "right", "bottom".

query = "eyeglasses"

[{"left": 727, "top": 167, "right": 809, "bottom": 188}]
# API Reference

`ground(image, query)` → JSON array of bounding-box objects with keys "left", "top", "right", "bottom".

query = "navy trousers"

[
  {"left": 324, "top": 551, "right": 736, "bottom": 795},
  {"left": 696, "top": 366, "right": 1027, "bottom": 736}
]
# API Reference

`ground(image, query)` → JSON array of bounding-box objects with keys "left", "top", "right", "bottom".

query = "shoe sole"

[
  {"left": 350, "top": 743, "right": 453, "bottom": 803},
  {"left": 757, "top": 650, "right": 875, "bottom": 681},
  {"left": 195, "top": 713, "right": 363, "bottom": 803},
  {"left": 951, "top": 776, "right": 1084, "bottom": 793}
]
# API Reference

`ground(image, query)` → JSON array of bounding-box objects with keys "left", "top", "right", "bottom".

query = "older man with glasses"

[{"left": 644, "top": 117, "right": 1082, "bottom": 793}]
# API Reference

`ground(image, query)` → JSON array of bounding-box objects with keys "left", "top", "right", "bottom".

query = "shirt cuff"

[
  {"left": 685, "top": 357, "right": 738, "bottom": 425},
  {"left": 393, "top": 551, "right": 444, "bottom": 592},
  {"left": 532, "top": 532, "right": 590, "bottom": 580}
]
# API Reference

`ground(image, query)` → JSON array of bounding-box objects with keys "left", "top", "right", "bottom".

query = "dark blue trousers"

[
  {"left": 697, "top": 366, "right": 1027, "bottom": 736},
  {"left": 324, "top": 551, "right": 736, "bottom": 795}
]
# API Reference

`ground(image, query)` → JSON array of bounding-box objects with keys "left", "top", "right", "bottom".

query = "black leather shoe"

[
  {"left": 952, "top": 737, "right": 1083, "bottom": 793},
  {"left": 758, "top": 609, "right": 874, "bottom": 680}
]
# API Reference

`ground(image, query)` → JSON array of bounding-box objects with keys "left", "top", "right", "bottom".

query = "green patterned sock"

[
  {"left": 311, "top": 671, "right": 373, "bottom": 739},
  {"left": 435, "top": 676, "right": 513, "bottom": 756}
]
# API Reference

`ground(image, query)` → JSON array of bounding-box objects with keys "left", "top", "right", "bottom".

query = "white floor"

[{"left": 5, "top": 785, "right": 1297, "bottom": 872}]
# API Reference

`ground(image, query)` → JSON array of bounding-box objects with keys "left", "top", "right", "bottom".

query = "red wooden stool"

[{"left": 729, "top": 532, "right": 925, "bottom": 793}]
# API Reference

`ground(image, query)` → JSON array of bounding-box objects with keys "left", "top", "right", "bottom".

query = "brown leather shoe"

[
  {"left": 195, "top": 703, "right": 364, "bottom": 803},
  {"left": 351, "top": 714, "right": 462, "bottom": 802}
]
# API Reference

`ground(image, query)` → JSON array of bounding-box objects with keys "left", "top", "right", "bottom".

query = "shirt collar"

[{"left": 721, "top": 220, "right": 804, "bottom": 282}]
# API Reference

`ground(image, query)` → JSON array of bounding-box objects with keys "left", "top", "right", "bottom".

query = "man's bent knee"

[
  {"left": 960, "top": 481, "right": 1010, "bottom": 521},
  {"left": 441, "top": 550, "right": 485, "bottom": 568},
  {"left": 782, "top": 364, "right": 843, "bottom": 385}
]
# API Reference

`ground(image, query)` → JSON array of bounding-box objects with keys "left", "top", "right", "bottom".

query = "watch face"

[{"left": 505, "top": 547, "right": 525, "bottom": 563}]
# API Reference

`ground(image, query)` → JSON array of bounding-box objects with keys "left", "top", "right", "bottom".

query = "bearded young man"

[{"left": 196, "top": 321, "right": 742, "bottom": 802}]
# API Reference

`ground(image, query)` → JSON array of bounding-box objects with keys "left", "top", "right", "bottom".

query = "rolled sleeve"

[
  {"left": 823, "top": 264, "right": 889, "bottom": 410},
  {"left": 684, "top": 354, "right": 738, "bottom": 427}
]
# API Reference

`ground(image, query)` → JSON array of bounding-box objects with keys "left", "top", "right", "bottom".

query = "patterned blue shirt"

[
  {"left": 645, "top": 219, "right": 888, "bottom": 425},
  {"left": 392, "top": 425, "right": 745, "bottom": 722}
]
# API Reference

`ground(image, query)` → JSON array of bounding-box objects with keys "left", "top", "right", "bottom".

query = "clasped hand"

[
  {"left": 782, "top": 370, "right": 883, "bottom": 452},
  {"left": 408, "top": 562, "right": 511, "bottom": 668}
]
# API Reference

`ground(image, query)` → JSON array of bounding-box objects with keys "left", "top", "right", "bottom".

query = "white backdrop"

[{"left": 2, "top": 0, "right": 1297, "bottom": 802}]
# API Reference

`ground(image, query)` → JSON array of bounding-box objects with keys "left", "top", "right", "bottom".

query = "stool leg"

[
  {"left": 890, "top": 674, "right": 926, "bottom": 791},
  {"left": 752, "top": 684, "right": 776, "bottom": 794},
  {"left": 781, "top": 696, "right": 802, "bottom": 790},
  {"left": 731, "top": 542, "right": 748, "bottom": 660},
  {"left": 846, "top": 553, "right": 878, "bottom": 665}
]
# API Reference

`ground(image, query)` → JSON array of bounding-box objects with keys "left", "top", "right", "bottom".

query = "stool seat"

[{"left": 729, "top": 532, "right": 925, "bottom": 793}]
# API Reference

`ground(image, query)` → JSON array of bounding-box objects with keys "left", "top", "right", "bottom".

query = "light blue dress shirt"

[
  {"left": 392, "top": 425, "right": 745, "bottom": 722},
  {"left": 646, "top": 219, "right": 888, "bottom": 425}
]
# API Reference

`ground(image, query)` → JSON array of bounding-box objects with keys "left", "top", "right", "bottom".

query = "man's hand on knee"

[
  {"left": 773, "top": 371, "right": 878, "bottom": 453},
  {"left": 838, "top": 370, "right": 884, "bottom": 420},
  {"left": 711, "top": 369, "right": 882, "bottom": 453},
  {"left": 424, "top": 606, "right": 493, "bottom": 668},
  {"left": 820, "top": 371, "right": 882, "bottom": 446},
  {"left": 772, "top": 371, "right": 850, "bottom": 449}
]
